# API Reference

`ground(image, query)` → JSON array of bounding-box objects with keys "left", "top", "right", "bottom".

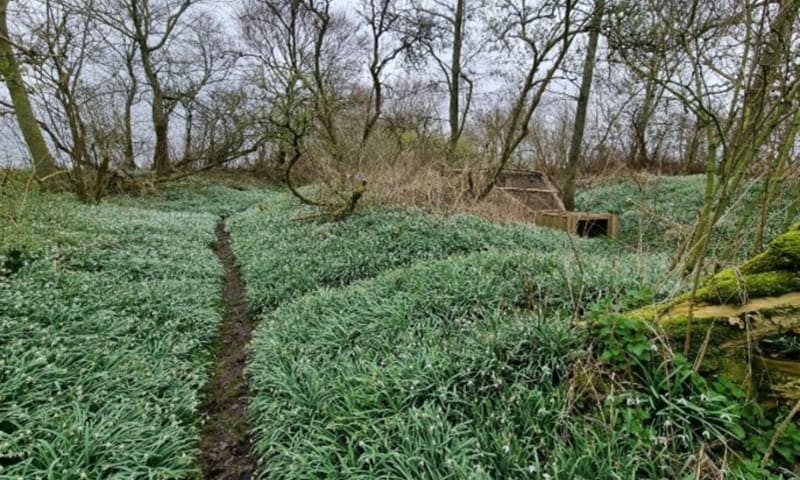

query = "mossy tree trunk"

[
  {"left": 632, "top": 225, "right": 800, "bottom": 402},
  {"left": 0, "top": 0, "right": 59, "bottom": 181}
]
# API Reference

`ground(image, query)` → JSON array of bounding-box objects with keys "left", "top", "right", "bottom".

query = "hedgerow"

[
  {"left": 1, "top": 202, "right": 221, "bottom": 479},
  {"left": 246, "top": 249, "right": 679, "bottom": 478}
]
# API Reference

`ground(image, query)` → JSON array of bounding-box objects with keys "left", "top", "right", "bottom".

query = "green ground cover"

[
  {"left": 228, "top": 192, "right": 671, "bottom": 316},
  {"left": 245, "top": 250, "right": 689, "bottom": 478},
  {"left": 107, "top": 182, "right": 273, "bottom": 217},
  {"left": 1, "top": 190, "right": 228, "bottom": 478},
  {"left": 233, "top": 188, "right": 797, "bottom": 479},
  {"left": 3, "top": 175, "right": 797, "bottom": 479},
  {"left": 576, "top": 175, "right": 797, "bottom": 257}
]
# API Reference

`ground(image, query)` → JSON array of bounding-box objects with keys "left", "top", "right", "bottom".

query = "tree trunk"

[
  {"left": 122, "top": 99, "right": 136, "bottom": 170},
  {"left": 563, "top": 0, "right": 603, "bottom": 211},
  {"left": 120, "top": 45, "right": 138, "bottom": 171},
  {"left": 679, "top": 0, "right": 800, "bottom": 276},
  {"left": 132, "top": 0, "right": 172, "bottom": 177},
  {"left": 446, "top": 0, "right": 465, "bottom": 162},
  {"left": 151, "top": 87, "right": 171, "bottom": 176},
  {"left": 0, "top": 0, "right": 59, "bottom": 180},
  {"left": 629, "top": 55, "right": 660, "bottom": 169},
  {"left": 631, "top": 224, "right": 800, "bottom": 402}
]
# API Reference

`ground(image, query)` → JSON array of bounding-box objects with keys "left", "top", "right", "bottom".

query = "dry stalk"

[{"left": 760, "top": 399, "right": 800, "bottom": 469}]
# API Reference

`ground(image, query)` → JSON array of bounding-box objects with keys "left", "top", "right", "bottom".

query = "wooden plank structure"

[
  {"left": 492, "top": 169, "right": 619, "bottom": 238},
  {"left": 531, "top": 210, "right": 619, "bottom": 238}
]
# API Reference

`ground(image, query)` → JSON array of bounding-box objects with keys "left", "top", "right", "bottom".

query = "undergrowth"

[
  {"left": 1, "top": 197, "right": 223, "bottom": 478},
  {"left": 576, "top": 175, "right": 796, "bottom": 259},
  {"left": 235, "top": 189, "right": 800, "bottom": 478},
  {"left": 588, "top": 303, "right": 800, "bottom": 478},
  {"left": 246, "top": 250, "right": 673, "bottom": 479},
  {"left": 228, "top": 191, "right": 671, "bottom": 316},
  {"left": 107, "top": 182, "right": 274, "bottom": 216}
]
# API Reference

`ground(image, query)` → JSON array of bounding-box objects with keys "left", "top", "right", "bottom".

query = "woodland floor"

[
  {"left": 3, "top": 173, "right": 798, "bottom": 478},
  {"left": 197, "top": 219, "right": 257, "bottom": 480}
]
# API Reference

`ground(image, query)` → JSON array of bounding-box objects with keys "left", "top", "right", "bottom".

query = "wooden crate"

[
  {"left": 447, "top": 168, "right": 619, "bottom": 237},
  {"left": 494, "top": 170, "right": 566, "bottom": 211},
  {"left": 532, "top": 210, "right": 619, "bottom": 238}
]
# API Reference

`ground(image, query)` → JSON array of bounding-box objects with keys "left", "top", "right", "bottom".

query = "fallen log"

[{"left": 630, "top": 224, "right": 800, "bottom": 402}]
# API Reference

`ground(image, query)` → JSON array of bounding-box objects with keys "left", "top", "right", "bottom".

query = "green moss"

[
  {"left": 718, "top": 355, "right": 752, "bottom": 391},
  {"left": 694, "top": 270, "right": 800, "bottom": 304},
  {"left": 741, "top": 224, "right": 800, "bottom": 274},
  {"left": 658, "top": 312, "right": 708, "bottom": 338}
]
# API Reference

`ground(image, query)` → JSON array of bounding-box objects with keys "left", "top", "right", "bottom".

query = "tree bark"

[
  {"left": 563, "top": 0, "right": 603, "bottom": 211},
  {"left": 0, "top": 0, "right": 59, "bottom": 180},
  {"left": 121, "top": 44, "right": 138, "bottom": 171},
  {"left": 140, "top": 46, "right": 171, "bottom": 176},
  {"left": 446, "top": 0, "right": 465, "bottom": 162},
  {"left": 630, "top": 224, "right": 800, "bottom": 402}
]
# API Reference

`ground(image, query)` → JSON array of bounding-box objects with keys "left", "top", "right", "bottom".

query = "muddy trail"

[{"left": 198, "top": 219, "right": 257, "bottom": 480}]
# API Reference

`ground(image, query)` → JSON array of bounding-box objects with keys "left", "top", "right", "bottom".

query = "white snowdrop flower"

[
  {"left": 700, "top": 393, "right": 709, "bottom": 402},
  {"left": 626, "top": 396, "right": 641, "bottom": 406},
  {"left": 357, "top": 440, "right": 366, "bottom": 449},
  {"left": 650, "top": 343, "right": 659, "bottom": 352},
  {"left": 702, "top": 430, "right": 711, "bottom": 439},
  {"left": 527, "top": 464, "right": 537, "bottom": 473},
  {"left": 663, "top": 419, "right": 672, "bottom": 427},
  {"left": 502, "top": 444, "right": 510, "bottom": 454}
]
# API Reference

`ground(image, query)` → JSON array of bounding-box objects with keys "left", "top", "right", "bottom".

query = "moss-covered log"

[{"left": 631, "top": 224, "right": 800, "bottom": 402}]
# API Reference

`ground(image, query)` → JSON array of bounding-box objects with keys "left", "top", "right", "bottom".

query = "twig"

[
  {"left": 760, "top": 399, "right": 800, "bottom": 468},
  {"left": 693, "top": 324, "right": 714, "bottom": 373}
]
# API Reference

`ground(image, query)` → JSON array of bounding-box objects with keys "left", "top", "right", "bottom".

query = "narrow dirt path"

[{"left": 198, "top": 219, "right": 256, "bottom": 480}]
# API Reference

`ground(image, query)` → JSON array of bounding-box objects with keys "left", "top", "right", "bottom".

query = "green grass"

[
  {"left": 1, "top": 195, "right": 223, "bottom": 478},
  {"left": 3, "top": 174, "right": 793, "bottom": 479},
  {"left": 226, "top": 191, "right": 700, "bottom": 478}
]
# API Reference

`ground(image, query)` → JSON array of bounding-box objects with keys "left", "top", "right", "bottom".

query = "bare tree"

[
  {"left": 90, "top": 0, "right": 200, "bottom": 175},
  {"left": 24, "top": 0, "right": 128, "bottom": 200},
  {"left": 612, "top": 0, "right": 800, "bottom": 271},
  {"left": 0, "top": 0, "right": 60, "bottom": 180},
  {"left": 242, "top": 0, "right": 370, "bottom": 210},
  {"left": 358, "top": 0, "right": 420, "bottom": 151},
  {"left": 610, "top": 0, "right": 800, "bottom": 353},
  {"left": 563, "top": 0, "right": 604, "bottom": 211},
  {"left": 478, "top": 0, "right": 583, "bottom": 199},
  {"left": 409, "top": 0, "right": 477, "bottom": 162}
]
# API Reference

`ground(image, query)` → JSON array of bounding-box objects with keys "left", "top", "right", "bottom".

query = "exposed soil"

[{"left": 198, "top": 220, "right": 256, "bottom": 480}]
